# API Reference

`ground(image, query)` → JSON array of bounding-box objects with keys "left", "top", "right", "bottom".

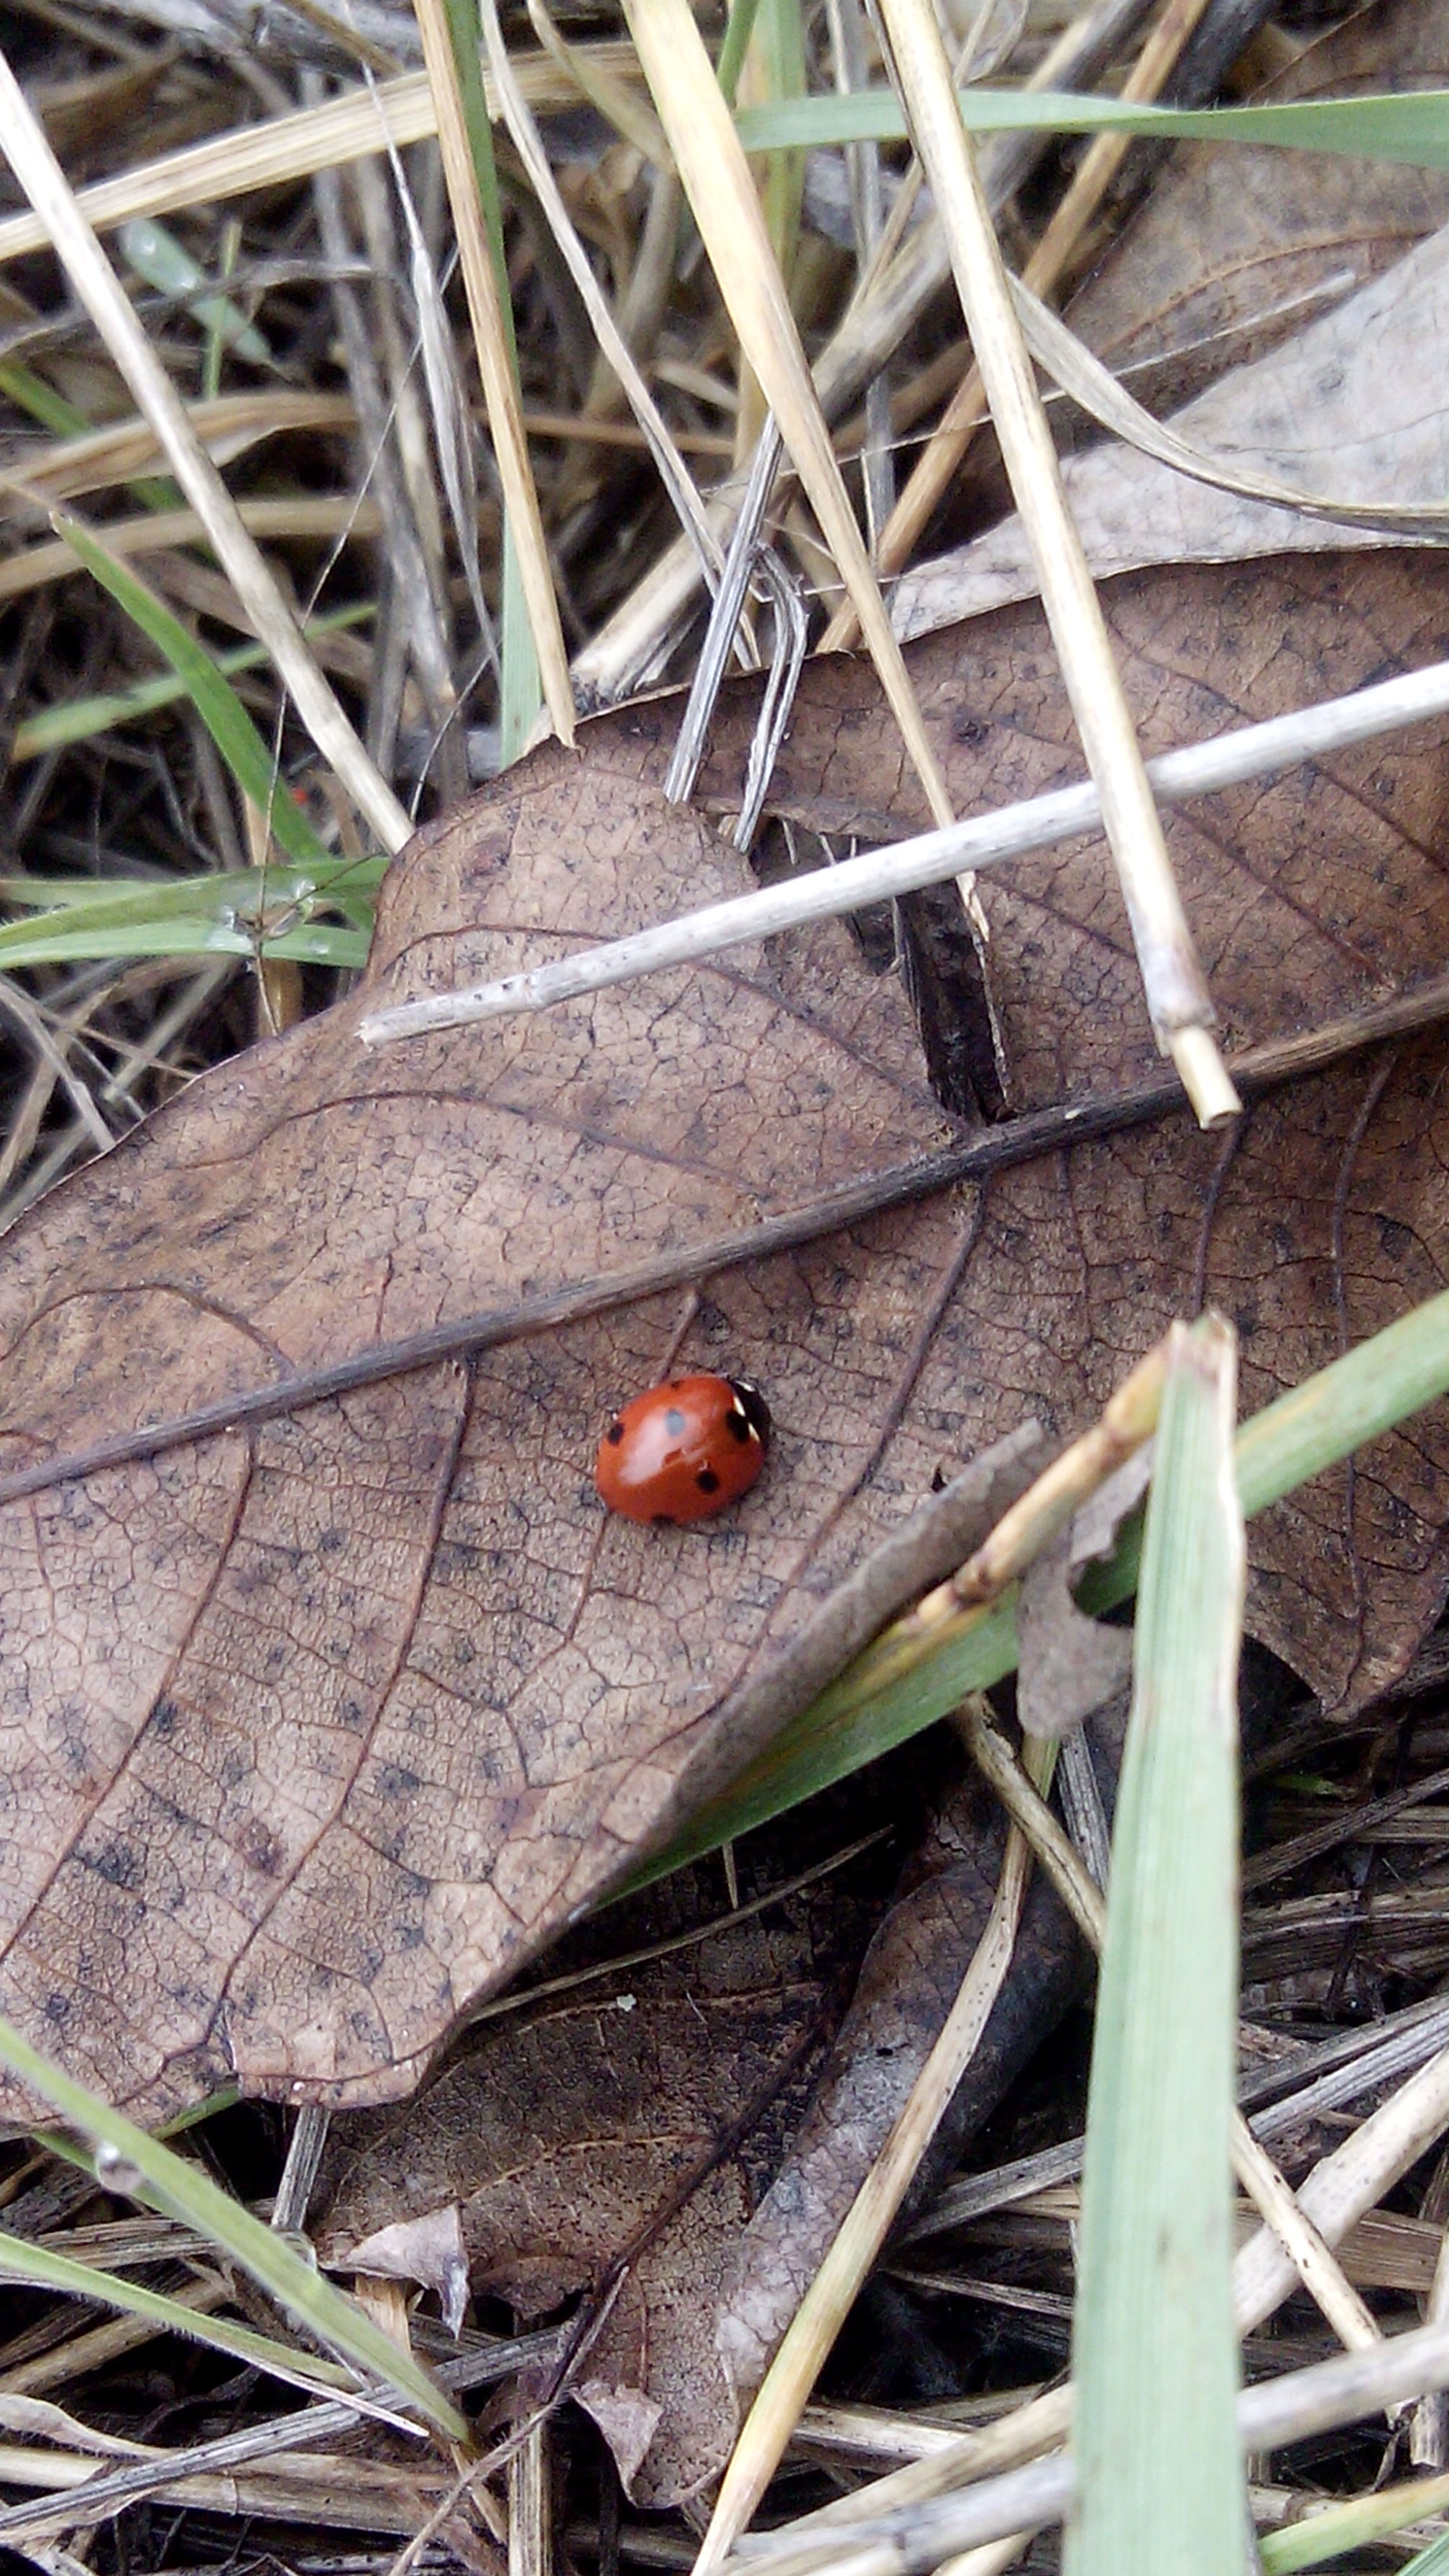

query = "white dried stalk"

[
  {"left": 620, "top": 0, "right": 955, "bottom": 829},
  {"left": 359, "top": 653, "right": 1449, "bottom": 1043},
  {"left": 962, "top": 1712, "right": 1380, "bottom": 2361},
  {"left": 718, "top": 2314, "right": 1449, "bottom": 2575}
]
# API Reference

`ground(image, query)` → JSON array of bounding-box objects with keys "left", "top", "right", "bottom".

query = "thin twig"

[{"left": 9, "top": 962, "right": 1449, "bottom": 1509}]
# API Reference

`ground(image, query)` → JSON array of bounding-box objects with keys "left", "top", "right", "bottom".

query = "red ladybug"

[{"left": 595, "top": 1374, "right": 770, "bottom": 1524}]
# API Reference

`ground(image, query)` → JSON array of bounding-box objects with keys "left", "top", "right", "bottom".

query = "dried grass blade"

[
  {"left": 0, "top": 48, "right": 645, "bottom": 270},
  {"left": 691, "top": 1814, "right": 1035, "bottom": 2576},
  {"left": 870, "top": 0, "right": 1237, "bottom": 1128},
  {"left": 413, "top": 0, "right": 574, "bottom": 748},
  {"left": 476, "top": 0, "right": 718, "bottom": 579},
  {"left": 1012, "top": 273, "right": 1449, "bottom": 535},
  {"left": 0, "top": 46, "right": 412, "bottom": 857},
  {"left": 618, "top": 0, "right": 954, "bottom": 827},
  {"left": 821, "top": 0, "right": 1215, "bottom": 641},
  {"left": 1258, "top": 2469, "right": 1449, "bottom": 2575}
]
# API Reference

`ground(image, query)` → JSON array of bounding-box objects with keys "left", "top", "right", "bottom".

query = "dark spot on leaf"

[
  {"left": 239, "top": 1821, "right": 284, "bottom": 1877},
  {"left": 88, "top": 1840, "right": 142, "bottom": 1888},
  {"left": 377, "top": 1765, "right": 422, "bottom": 1800}
]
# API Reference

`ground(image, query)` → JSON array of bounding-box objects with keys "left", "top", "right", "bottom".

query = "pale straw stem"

[
  {"left": 870, "top": 0, "right": 1238, "bottom": 1126},
  {"left": 358, "top": 654, "right": 1449, "bottom": 1044}
]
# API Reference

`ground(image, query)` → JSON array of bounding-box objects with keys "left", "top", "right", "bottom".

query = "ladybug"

[{"left": 595, "top": 1374, "right": 771, "bottom": 1524}]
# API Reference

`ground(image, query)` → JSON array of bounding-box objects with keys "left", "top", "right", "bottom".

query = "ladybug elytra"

[{"left": 595, "top": 1374, "right": 770, "bottom": 1524}]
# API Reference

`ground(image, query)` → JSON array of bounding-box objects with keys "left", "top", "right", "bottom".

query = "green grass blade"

[
  {"left": 0, "top": 359, "right": 90, "bottom": 437},
  {"left": 0, "top": 2228, "right": 358, "bottom": 2393},
  {"left": 716, "top": 0, "right": 763, "bottom": 106},
  {"left": 1236, "top": 1284, "right": 1449, "bottom": 1517},
  {"left": 1064, "top": 1315, "right": 1244, "bottom": 2576},
  {"left": 0, "top": 858, "right": 383, "bottom": 970},
  {"left": 0, "top": 2011, "right": 468, "bottom": 2440},
  {"left": 11, "top": 605, "right": 374, "bottom": 765},
  {"left": 120, "top": 214, "right": 271, "bottom": 367},
  {"left": 751, "top": 0, "right": 806, "bottom": 285},
  {"left": 734, "top": 84, "right": 1449, "bottom": 167},
  {"left": 499, "top": 520, "right": 543, "bottom": 768},
  {"left": 1260, "top": 2470, "right": 1449, "bottom": 2574},
  {"left": 52, "top": 516, "right": 341, "bottom": 876},
  {"left": 1399, "top": 2526, "right": 1449, "bottom": 2576}
]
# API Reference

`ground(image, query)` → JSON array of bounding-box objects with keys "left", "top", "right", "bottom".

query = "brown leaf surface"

[
  {"left": 1, "top": 549, "right": 1448, "bottom": 2125},
  {"left": 1064, "top": 0, "right": 1449, "bottom": 422}
]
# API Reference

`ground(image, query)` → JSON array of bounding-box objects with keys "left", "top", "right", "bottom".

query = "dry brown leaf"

[
  {"left": 1064, "top": 0, "right": 1449, "bottom": 423},
  {"left": 711, "top": 1772, "right": 1082, "bottom": 2430},
  {"left": 315, "top": 1841, "right": 883, "bottom": 2503},
  {"left": 892, "top": 223, "right": 1449, "bottom": 640},
  {"left": 1, "top": 548, "right": 1448, "bottom": 2125},
  {"left": 316, "top": 1771, "right": 1082, "bottom": 2503}
]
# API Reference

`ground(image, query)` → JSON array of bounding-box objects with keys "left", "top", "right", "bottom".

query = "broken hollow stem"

[{"left": 881, "top": 1329, "right": 1160, "bottom": 1628}]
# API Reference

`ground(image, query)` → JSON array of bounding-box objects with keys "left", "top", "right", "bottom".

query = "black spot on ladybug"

[
  {"left": 664, "top": 1407, "right": 687, "bottom": 1435},
  {"left": 604, "top": 1420, "right": 625, "bottom": 1445},
  {"left": 696, "top": 1468, "right": 721, "bottom": 1494}
]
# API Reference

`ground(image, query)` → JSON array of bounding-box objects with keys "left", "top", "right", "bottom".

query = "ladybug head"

[{"left": 726, "top": 1377, "right": 771, "bottom": 1445}]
